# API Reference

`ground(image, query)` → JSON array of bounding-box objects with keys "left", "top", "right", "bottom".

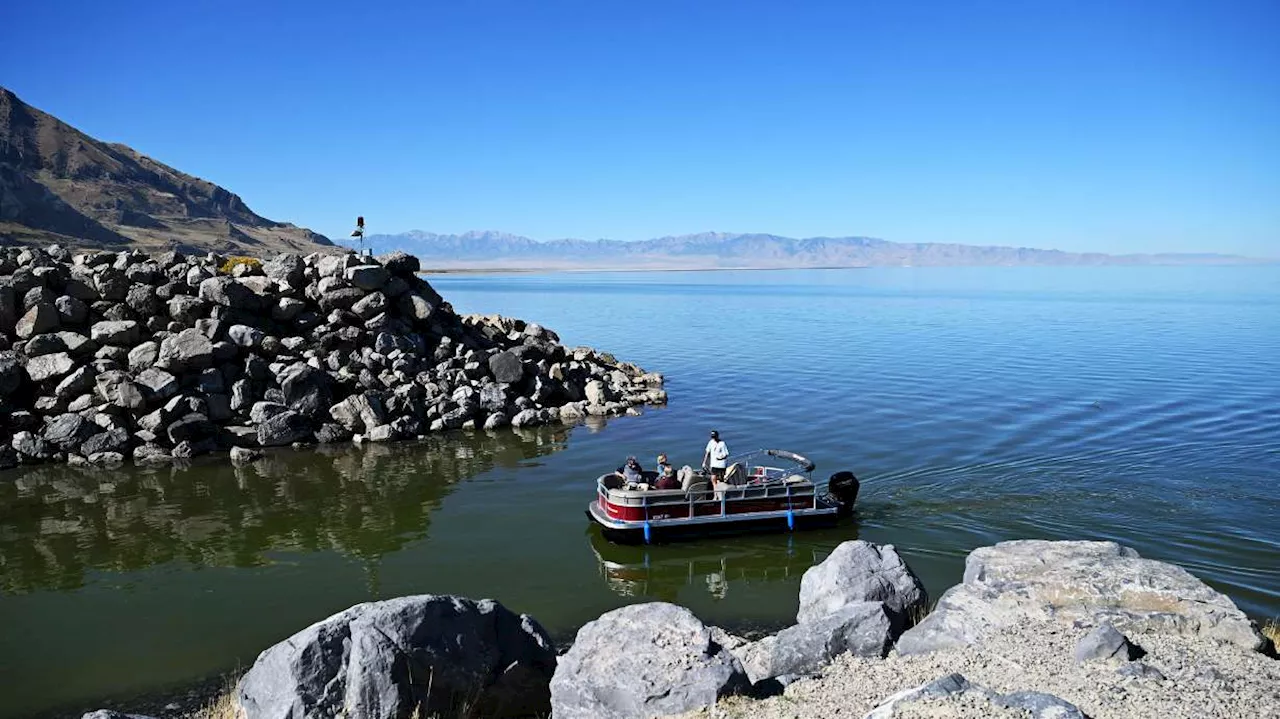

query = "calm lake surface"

[{"left": 2, "top": 265, "right": 1279, "bottom": 717}]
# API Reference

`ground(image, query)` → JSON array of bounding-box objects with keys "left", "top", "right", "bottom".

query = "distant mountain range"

[
  {"left": 358, "top": 230, "right": 1261, "bottom": 270},
  {"left": 0, "top": 86, "right": 332, "bottom": 254}
]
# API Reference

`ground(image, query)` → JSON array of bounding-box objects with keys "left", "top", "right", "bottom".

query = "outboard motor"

[{"left": 829, "top": 471, "right": 860, "bottom": 516}]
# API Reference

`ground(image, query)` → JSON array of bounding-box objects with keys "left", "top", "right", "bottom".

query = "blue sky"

[{"left": 4, "top": 1, "right": 1278, "bottom": 255}]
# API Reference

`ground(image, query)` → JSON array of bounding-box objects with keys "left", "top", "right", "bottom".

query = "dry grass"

[
  {"left": 1263, "top": 618, "right": 1280, "bottom": 648},
  {"left": 218, "top": 256, "right": 262, "bottom": 274},
  {"left": 189, "top": 677, "right": 240, "bottom": 719}
]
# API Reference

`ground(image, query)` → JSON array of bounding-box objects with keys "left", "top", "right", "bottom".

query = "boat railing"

[{"left": 597, "top": 472, "right": 820, "bottom": 519}]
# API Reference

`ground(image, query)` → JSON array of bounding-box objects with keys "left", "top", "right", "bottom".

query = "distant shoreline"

[{"left": 419, "top": 261, "right": 1276, "bottom": 276}]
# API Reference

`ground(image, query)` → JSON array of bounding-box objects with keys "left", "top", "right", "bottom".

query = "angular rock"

[
  {"left": 350, "top": 291, "right": 387, "bottom": 320},
  {"left": 262, "top": 254, "right": 304, "bottom": 287},
  {"left": 344, "top": 264, "right": 389, "bottom": 290},
  {"left": 377, "top": 250, "right": 420, "bottom": 276},
  {"left": 257, "top": 410, "right": 312, "bottom": 446},
  {"left": 167, "top": 295, "right": 207, "bottom": 324},
  {"left": 16, "top": 303, "right": 60, "bottom": 339},
  {"left": 54, "top": 365, "right": 96, "bottom": 399},
  {"left": 228, "top": 324, "right": 265, "bottom": 349},
  {"left": 128, "top": 341, "right": 159, "bottom": 371},
  {"left": 510, "top": 408, "right": 540, "bottom": 428},
  {"left": 156, "top": 328, "right": 215, "bottom": 373},
  {"left": 250, "top": 401, "right": 289, "bottom": 425},
  {"left": 80, "top": 428, "right": 130, "bottom": 456},
  {"left": 12, "top": 430, "right": 50, "bottom": 458},
  {"left": 279, "top": 363, "right": 330, "bottom": 418},
  {"left": 398, "top": 292, "right": 434, "bottom": 322},
  {"left": 135, "top": 367, "right": 179, "bottom": 401},
  {"left": 1075, "top": 622, "right": 1142, "bottom": 663},
  {"left": 43, "top": 412, "right": 95, "bottom": 451},
  {"left": 896, "top": 540, "right": 1268, "bottom": 655},
  {"left": 489, "top": 350, "right": 524, "bottom": 384},
  {"left": 238, "top": 594, "right": 555, "bottom": 719},
  {"left": 26, "top": 352, "right": 76, "bottom": 382},
  {"left": 863, "top": 673, "right": 1085, "bottom": 719},
  {"left": 90, "top": 320, "right": 140, "bottom": 346},
  {"left": 744, "top": 602, "right": 893, "bottom": 683},
  {"left": 797, "top": 540, "right": 928, "bottom": 632},
  {"left": 199, "top": 276, "right": 263, "bottom": 310},
  {"left": 56, "top": 331, "right": 96, "bottom": 358},
  {"left": 329, "top": 393, "right": 387, "bottom": 433},
  {"left": 550, "top": 603, "right": 748, "bottom": 719}
]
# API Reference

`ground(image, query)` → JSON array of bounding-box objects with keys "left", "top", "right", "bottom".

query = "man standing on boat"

[{"left": 703, "top": 430, "right": 730, "bottom": 481}]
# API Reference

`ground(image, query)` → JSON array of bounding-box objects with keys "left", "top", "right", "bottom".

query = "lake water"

[{"left": 2, "top": 266, "right": 1278, "bottom": 717}]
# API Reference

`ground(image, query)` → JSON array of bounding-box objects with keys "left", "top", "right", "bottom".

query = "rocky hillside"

[
  {"left": 0, "top": 86, "right": 332, "bottom": 254},
  {"left": 0, "top": 245, "right": 664, "bottom": 469},
  {"left": 362, "top": 230, "right": 1260, "bottom": 270}
]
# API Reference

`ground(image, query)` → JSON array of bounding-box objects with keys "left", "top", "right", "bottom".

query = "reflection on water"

[
  {"left": 0, "top": 429, "right": 570, "bottom": 596},
  {"left": 588, "top": 526, "right": 847, "bottom": 603}
]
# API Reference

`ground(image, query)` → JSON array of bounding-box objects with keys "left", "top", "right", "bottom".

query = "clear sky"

[{"left": 4, "top": 1, "right": 1278, "bottom": 255}]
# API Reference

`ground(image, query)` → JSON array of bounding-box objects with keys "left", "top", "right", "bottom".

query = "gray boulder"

[
  {"left": 12, "top": 431, "right": 50, "bottom": 459},
  {"left": 489, "top": 350, "right": 524, "bottom": 384},
  {"left": 43, "top": 412, "right": 95, "bottom": 451},
  {"left": 81, "top": 428, "right": 130, "bottom": 455},
  {"left": 167, "top": 295, "right": 207, "bottom": 324},
  {"left": 199, "top": 276, "right": 264, "bottom": 310},
  {"left": 398, "top": 292, "right": 434, "bottom": 322},
  {"left": 271, "top": 296, "right": 306, "bottom": 322},
  {"left": 797, "top": 540, "right": 927, "bottom": 632},
  {"left": 25, "top": 352, "right": 75, "bottom": 382},
  {"left": 1075, "top": 622, "right": 1141, "bottom": 663},
  {"left": 377, "top": 250, "right": 420, "bottom": 276},
  {"left": 897, "top": 540, "right": 1267, "bottom": 655},
  {"left": 345, "top": 264, "right": 389, "bottom": 290},
  {"left": 156, "top": 328, "right": 214, "bottom": 373},
  {"left": 740, "top": 602, "right": 893, "bottom": 683},
  {"left": 329, "top": 393, "right": 387, "bottom": 433},
  {"left": 279, "top": 364, "right": 330, "bottom": 418},
  {"left": 228, "top": 324, "right": 265, "bottom": 349},
  {"left": 262, "top": 254, "right": 304, "bottom": 287},
  {"left": 90, "top": 320, "right": 140, "bottom": 346},
  {"left": 257, "top": 410, "right": 312, "bottom": 446},
  {"left": 54, "top": 365, "right": 96, "bottom": 398},
  {"left": 238, "top": 594, "right": 556, "bottom": 719},
  {"left": 128, "top": 341, "right": 159, "bottom": 371},
  {"left": 16, "top": 303, "right": 59, "bottom": 339},
  {"left": 56, "top": 331, "right": 96, "bottom": 357},
  {"left": 549, "top": 602, "right": 748, "bottom": 719},
  {"left": 135, "top": 367, "right": 179, "bottom": 401},
  {"left": 862, "top": 673, "right": 1085, "bottom": 719}
]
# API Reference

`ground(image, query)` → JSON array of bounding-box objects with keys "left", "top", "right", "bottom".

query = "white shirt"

[{"left": 705, "top": 439, "right": 729, "bottom": 468}]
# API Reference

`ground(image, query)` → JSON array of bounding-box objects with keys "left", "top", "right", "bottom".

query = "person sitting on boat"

[
  {"left": 703, "top": 430, "right": 730, "bottom": 480},
  {"left": 618, "top": 456, "right": 645, "bottom": 484},
  {"left": 655, "top": 453, "right": 673, "bottom": 477},
  {"left": 654, "top": 463, "right": 680, "bottom": 490}
]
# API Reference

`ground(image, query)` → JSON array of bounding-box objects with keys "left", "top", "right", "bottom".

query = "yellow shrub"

[{"left": 219, "top": 256, "right": 262, "bottom": 274}]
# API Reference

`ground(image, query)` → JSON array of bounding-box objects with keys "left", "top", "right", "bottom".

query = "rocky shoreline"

[
  {"left": 0, "top": 246, "right": 664, "bottom": 468},
  {"left": 71, "top": 539, "right": 1278, "bottom": 719}
]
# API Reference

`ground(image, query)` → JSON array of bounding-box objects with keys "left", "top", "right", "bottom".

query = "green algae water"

[{"left": 2, "top": 265, "right": 1279, "bottom": 717}]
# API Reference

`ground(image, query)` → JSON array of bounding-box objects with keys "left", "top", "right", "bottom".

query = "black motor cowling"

[{"left": 829, "top": 471, "right": 859, "bottom": 515}]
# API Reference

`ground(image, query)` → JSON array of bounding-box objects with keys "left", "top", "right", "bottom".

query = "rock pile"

[{"left": 0, "top": 246, "right": 665, "bottom": 468}]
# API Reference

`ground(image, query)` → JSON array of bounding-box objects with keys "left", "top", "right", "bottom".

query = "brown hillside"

[{"left": 0, "top": 86, "right": 333, "bottom": 254}]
